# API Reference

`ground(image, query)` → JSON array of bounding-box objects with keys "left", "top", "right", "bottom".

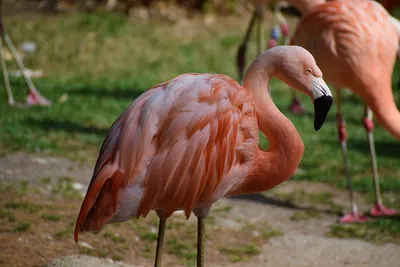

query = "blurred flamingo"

[
  {"left": 237, "top": 0, "right": 326, "bottom": 115},
  {"left": 0, "top": 0, "right": 50, "bottom": 106},
  {"left": 74, "top": 45, "right": 332, "bottom": 267},
  {"left": 291, "top": 0, "right": 399, "bottom": 223}
]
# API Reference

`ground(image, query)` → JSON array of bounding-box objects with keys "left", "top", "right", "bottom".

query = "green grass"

[
  {"left": 40, "top": 213, "right": 62, "bottom": 222},
  {"left": 272, "top": 189, "right": 344, "bottom": 213},
  {"left": 219, "top": 244, "right": 260, "bottom": 262},
  {"left": 167, "top": 238, "right": 197, "bottom": 266},
  {"left": 290, "top": 210, "right": 321, "bottom": 221},
  {"left": 328, "top": 218, "right": 400, "bottom": 244},
  {"left": 103, "top": 231, "right": 127, "bottom": 243},
  {"left": 1, "top": 10, "right": 400, "bottom": 233},
  {"left": 12, "top": 222, "right": 31, "bottom": 233},
  {"left": 4, "top": 202, "right": 41, "bottom": 213}
]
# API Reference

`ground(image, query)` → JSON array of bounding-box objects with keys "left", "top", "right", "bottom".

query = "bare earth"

[{"left": 0, "top": 152, "right": 399, "bottom": 267}]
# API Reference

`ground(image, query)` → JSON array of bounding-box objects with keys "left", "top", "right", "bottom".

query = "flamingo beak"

[{"left": 311, "top": 77, "right": 333, "bottom": 131}]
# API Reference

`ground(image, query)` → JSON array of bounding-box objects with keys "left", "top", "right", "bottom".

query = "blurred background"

[{"left": 0, "top": 1, "right": 399, "bottom": 266}]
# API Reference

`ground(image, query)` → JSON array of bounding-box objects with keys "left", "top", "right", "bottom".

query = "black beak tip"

[{"left": 314, "top": 95, "right": 333, "bottom": 131}]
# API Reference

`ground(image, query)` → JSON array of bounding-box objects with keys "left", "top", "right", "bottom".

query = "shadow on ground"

[
  {"left": 25, "top": 118, "right": 109, "bottom": 135},
  {"left": 68, "top": 87, "right": 145, "bottom": 100},
  {"left": 229, "top": 193, "right": 341, "bottom": 216}
]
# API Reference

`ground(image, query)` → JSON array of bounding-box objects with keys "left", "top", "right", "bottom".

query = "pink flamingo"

[
  {"left": 0, "top": 0, "right": 50, "bottom": 106},
  {"left": 74, "top": 46, "right": 333, "bottom": 267},
  {"left": 291, "top": 0, "right": 399, "bottom": 223}
]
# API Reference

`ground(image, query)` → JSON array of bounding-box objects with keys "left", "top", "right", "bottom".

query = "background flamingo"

[
  {"left": 0, "top": 0, "right": 50, "bottom": 106},
  {"left": 74, "top": 45, "right": 333, "bottom": 267},
  {"left": 291, "top": 0, "right": 399, "bottom": 223},
  {"left": 237, "top": 0, "right": 325, "bottom": 115}
]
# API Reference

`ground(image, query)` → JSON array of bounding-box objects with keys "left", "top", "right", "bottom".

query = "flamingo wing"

[{"left": 74, "top": 74, "right": 258, "bottom": 241}]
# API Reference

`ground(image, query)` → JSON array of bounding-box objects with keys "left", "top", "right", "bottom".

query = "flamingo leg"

[
  {"left": 0, "top": 32, "right": 14, "bottom": 105},
  {"left": 336, "top": 89, "right": 367, "bottom": 223},
  {"left": 3, "top": 32, "right": 51, "bottom": 106},
  {"left": 105, "top": 0, "right": 117, "bottom": 11},
  {"left": 256, "top": 4, "right": 265, "bottom": 56},
  {"left": 363, "top": 106, "right": 397, "bottom": 217},
  {"left": 197, "top": 217, "right": 205, "bottom": 267},
  {"left": 274, "top": 4, "right": 306, "bottom": 114},
  {"left": 154, "top": 218, "right": 166, "bottom": 267},
  {"left": 236, "top": 10, "right": 258, "bottom": 84}
]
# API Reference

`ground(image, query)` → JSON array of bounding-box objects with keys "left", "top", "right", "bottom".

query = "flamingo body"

[
  {"left": 74, "top": 46, "right": 333, "bottom": 266},
  {"left": 292, "top": 0, "right": 399, "bottom": 136},
  {"left": 76, "top": 73, "right": 262, "bottom": 234},
  {"left": 291, "top": 0, "right": 399, "bottom": 222}
]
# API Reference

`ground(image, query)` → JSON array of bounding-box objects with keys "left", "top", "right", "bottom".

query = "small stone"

[{"left": 78, "top": 241, "right": 95, "bottom": 250}]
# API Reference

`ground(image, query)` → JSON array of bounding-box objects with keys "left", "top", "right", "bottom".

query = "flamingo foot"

[
  {"left": 370, "top": 203, "right": 397, "bottom": 217},
  {"left": 26, "top": 89, "right": 51, "bottom": 106},
  {"left": 288, "top": 97, "right": 306, "bottom": 114},
  {"left": 340, "top": 213, "right": 368, "bottom": 223}
]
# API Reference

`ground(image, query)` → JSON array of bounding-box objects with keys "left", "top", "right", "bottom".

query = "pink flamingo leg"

[
  {"left": 363, "top": 106, "right": 397, "bottom": 217},
  {"left": 276, "top": 7, "right": 306, "bottom": 114},
  {"left": 336, "top": 90, "right": 367, "bottom": 223},
  {"left": 288, "top": 94, "right": 306, "bottom": 115}
]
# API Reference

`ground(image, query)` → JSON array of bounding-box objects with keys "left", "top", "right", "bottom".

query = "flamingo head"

[{"left": 272, "top": 46, "right": 333, "bottom": 131}]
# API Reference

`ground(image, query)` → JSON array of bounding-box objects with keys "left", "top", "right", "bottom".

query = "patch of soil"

[{"left": 0, "top": 152, "right": 94, "bottom": 187}]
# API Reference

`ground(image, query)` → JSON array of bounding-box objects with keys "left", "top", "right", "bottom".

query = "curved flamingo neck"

[
  {"left": 287, "top": 0, "right": 326, "bottom": 15},
  {"left": 228, "top": 54, "right": 304, "bottom": 196}
]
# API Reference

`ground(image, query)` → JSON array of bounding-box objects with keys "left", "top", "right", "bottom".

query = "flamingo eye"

[{"left": 306, "top": 68, "right": 312, "bottom": 74}]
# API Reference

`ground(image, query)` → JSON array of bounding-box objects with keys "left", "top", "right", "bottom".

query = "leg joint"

[
  {"left": 280, "top": 23, "right": 289, "bottom": 37},
  {"left": 363, "top": 117, "right": 374, "bottom": 132},
  {"left": 336, "top": 114, "right": 347, "bottom": 142}
]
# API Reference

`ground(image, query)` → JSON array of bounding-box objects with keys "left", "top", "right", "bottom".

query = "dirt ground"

[{"left": 0, "top": 152, "right": 399, "bottom": 267}]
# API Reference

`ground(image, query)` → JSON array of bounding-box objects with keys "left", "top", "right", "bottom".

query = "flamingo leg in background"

[
  {"left": 335, "top": 89, "right": 367, "bottom": 223},
  {"left": 0, "top": 6, "right": 51, "bottom": 107},
  {"left": 154, "top": 218, "right": 166, "bottom": 267},
  {"left": 363, "top": 106, "right": 398, "bottom": 217},
  {"left": 236, "top": 10, "right": 258, "bottom": 84},
  {"left": 278, "top": 7, "right": 305, "bottom": 115},
  {"left": 197, "top": 217, "right": 205, "bottom": 267},
  {"left": 268, "top": 3, "right": 305, "bottom": 114},
  {"left": 256, "top": 4, "right": 265, "bottom": 56},
  {"left": 0, "top": 31, "right": 14, "bottom": 105}
]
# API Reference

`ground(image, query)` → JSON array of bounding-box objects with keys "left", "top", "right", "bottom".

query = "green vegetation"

[
  {"left": 167, "top": 238, "right": 197, "bottom": 266},
  {"left": 273, "top": 189, "right": 343, "bottom": 213},
  {"left": 40, "top": 213, "right": 62, "bottom": 222},
  {"left": 55, "top": 226, "right": 74, "bottom": 239},
  {"left": 0, "top": 208, "right": 16, "bottom": 222},
  {"left": 219, "top": 244, "right": 260, "bottom": 262},
  {"left": 4, "top": 202, "right": 41, "bottom": 213},
  {"left": 12, "top": 222, "right": 31, "bottom": 232},
  {"left": 328, "top": 218, "right": 400, "bottom": 244},
  {"left": 290, "top": 210, "right": 322, "bottom": 221}
]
